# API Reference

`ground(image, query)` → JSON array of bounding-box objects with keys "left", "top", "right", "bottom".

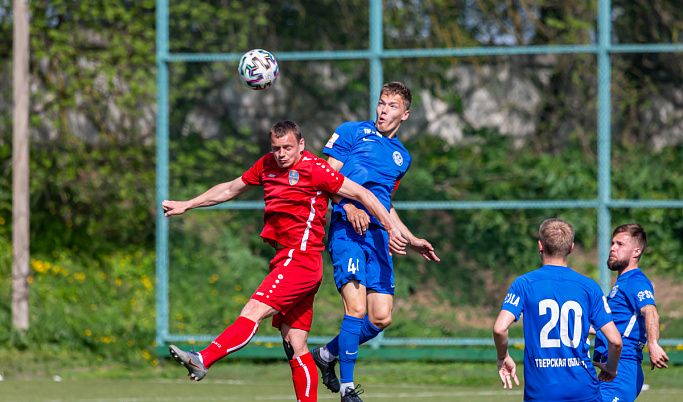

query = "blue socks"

[
  {"left": 326, "top": 315, "right": 383, "bottom": 383},
  {"left": 337, "top": 315, "right": 363, "bottom": 383},
  {"left": 359, "top": 314, "right": 382, "bottom": 343}
]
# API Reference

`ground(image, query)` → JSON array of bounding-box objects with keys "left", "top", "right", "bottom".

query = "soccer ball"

[{"left": 238, "top": 49, "right": 279, "bottom": 90}]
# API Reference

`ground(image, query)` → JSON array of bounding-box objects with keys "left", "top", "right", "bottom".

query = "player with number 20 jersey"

[
  {"left": 502, "top": 266, "right": 613, "bottom": 401},
  {"left": 494, "top": 219, "right": 621, "bottom": 402}
]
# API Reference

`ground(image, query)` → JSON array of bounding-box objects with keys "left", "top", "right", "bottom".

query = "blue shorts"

[
  {"left": 595, "top": 353, "right": 643, "bottom": 402},
  {"left": 328, "top": 219, "right": 394, "bottom": 294}
]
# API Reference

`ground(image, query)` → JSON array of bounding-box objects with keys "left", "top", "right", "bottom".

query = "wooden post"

[{"left": 12, "top": 0, "right": 30, "bottom": 331}]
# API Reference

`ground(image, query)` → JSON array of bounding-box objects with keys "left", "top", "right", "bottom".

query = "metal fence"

[{"left": 155, "top": 0, "right": 683, "bottom": 354}]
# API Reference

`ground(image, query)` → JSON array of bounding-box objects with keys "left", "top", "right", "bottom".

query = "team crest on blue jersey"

[
  {"left": 288, "top": 170, "right": 299, "bottom": 185},
  {"left": 609, "top": 285, "right": 619, "bottom": 298},
  {"left": 393, "top": 151, "right": 403, "bottom": 166}
]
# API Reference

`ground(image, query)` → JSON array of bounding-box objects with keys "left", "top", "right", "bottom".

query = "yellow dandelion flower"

[
  {"left": 152, "top": 359, "right": 159, "bottom": 366},
  {"left": 85, "top": 329, "right": 92, "bottom": 336},
  {"left": 235, "top": 285, "right": 242, "bottom": 291},
  {"left": 141, "top": 275, "right": 152, "bottom": 290},
  {"left": 115, "top": 279, "right": 122, "bottom": 286},
  {"left": 27, "top": 276, "right": 33, "bottom": 284}
]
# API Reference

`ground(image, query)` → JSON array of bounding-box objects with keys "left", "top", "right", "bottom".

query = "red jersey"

[{"left": 241, "top": 150, "right": 345, "bottom": 251}]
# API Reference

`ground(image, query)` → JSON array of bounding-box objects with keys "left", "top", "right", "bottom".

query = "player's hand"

[
  {"left": 593, "top": 361, "right": 617, "bottom": 382},
  {"left": 387, "top": 228, "right": 408, "bottom": 255},
  {"left": 497, "top": 355, "right": 519, "bottom": 389},
  {"left": 648, "top": 343, "right": 669, "bottom": 370},
  {"left": 344, "top": 204, "right": 370, "bottom": 235},
  {"left": 409, "top": 238, "right": 440, "bottom": 261},
  {"left": 162, "top": 200, "right": 189, "bottom": 216}
]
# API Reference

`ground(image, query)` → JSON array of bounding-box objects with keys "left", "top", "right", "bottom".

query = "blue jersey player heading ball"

[
  {"left": 312, "top": 82, "right": 440, "bottom": 402},
  {"left": 593, "top": 223, "right": 669, "bottom": 402},
  {"left": 493, "top": 218, "right": 623, "bottom": 402}
]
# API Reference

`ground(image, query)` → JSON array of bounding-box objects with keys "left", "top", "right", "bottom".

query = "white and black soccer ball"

[{"left": 238, "top": 49, "right": 279, "bottom": 90}]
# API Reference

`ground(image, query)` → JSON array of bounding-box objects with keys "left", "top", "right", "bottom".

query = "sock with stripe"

[
  {"left": 289, "top": 352, "right": 318, "bottom": 402},
  {"left": 199, "top": 316, "right": 259, "bottom": 368},
  {"left": 337, "top": 315, "right": 363, "bottom": 384}
]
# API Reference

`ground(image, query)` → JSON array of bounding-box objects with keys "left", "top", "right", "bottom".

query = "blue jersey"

[
  {"left": 594, "top": 269, "right": 656, "bottom": 362},
  {"left": 502, "top": 265, "right": 613, "bottom": 402},
  {"left": 323, "top": 121, "right": 411, "bottom": 226}
]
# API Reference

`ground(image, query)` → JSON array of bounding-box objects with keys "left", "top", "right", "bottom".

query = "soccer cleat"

[
  {"left": 311, "top": 346, "right": 340, "bottom": 393},
  {"left": 341, "top": 384, "right": 364, "bottom": 402},
  {"left": 168, "top": 344, "right": 208, "bottom": 381}
]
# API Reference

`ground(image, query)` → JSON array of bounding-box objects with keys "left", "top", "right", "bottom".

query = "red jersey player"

[{"left": 163, "top": 120, "right": 406, "bottom": 402}]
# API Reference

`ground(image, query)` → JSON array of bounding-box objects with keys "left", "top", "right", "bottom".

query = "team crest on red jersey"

[{"left": 288, "top": 170, "right": 299, "bottom": 185}]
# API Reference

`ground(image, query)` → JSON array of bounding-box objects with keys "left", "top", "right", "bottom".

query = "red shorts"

[{"left": 251, "top": 248, "right": 323, "bottom": 332}]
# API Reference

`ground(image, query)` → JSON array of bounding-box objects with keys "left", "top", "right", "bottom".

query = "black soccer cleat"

[
  {"left": 311, "top": 346, "right": 340, "bottom": 393},
  {"left": 168, "top": 344, "right": 209, "bottom": 381},
  {"left": 341, "top": 384, "right": 364, "bottom": 402}
]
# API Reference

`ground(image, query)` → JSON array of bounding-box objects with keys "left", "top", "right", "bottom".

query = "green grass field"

[{"left": 2, "top": 356, "right": 682, "bottom": 401}]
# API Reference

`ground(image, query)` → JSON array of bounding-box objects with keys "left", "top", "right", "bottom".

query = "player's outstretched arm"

[
  {"left": 594, "top": 321, "right": 622, "bottom": 382},
  {"left": 389, "top": 205, "right": 439, "bottom": 261},
  {"left": 163, "top": 177, "right": 254, "bottom": 217},
  {"left": 641, "top": 304, "right": 670, "bottom": 370},
  {"left": 335, "top": 178, "right": 407, "bottom": 254},
  {"left": 492, "top": 310, "right": 519, "bottom": 389}
]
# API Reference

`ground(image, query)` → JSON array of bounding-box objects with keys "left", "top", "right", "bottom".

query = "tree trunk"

[{"left": 12, "top": 0, "right": 30, "bottom": 331}]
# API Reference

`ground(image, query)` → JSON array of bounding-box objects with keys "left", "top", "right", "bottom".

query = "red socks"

[
  {"left": 289, "top": 352, "right": 318, "bottom": 402},
  {"left": 200, "top": 316, "right": 258, "bottom": 368}
]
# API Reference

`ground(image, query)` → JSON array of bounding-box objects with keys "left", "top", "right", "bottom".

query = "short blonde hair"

[
  {"left": 380, "top": 82, "right": 412, "bottom": 110},
  {"left": 539, "top": 219, "right": 575, "bottom": 258}
]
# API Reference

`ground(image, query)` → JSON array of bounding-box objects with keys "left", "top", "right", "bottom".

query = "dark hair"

[
  {"left": 270, "top": 120, "right": 301, "bottom": 141},
  {"left": 613, "top": 223, "right": 647, "bottom": 258},
  {"left": 380, "top": 82, "right": 412, "bottom": 110},
  {"left": 539, "top": 218, "right": 575, "bottom": 258}
]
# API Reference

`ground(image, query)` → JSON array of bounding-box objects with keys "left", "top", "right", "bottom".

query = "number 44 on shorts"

[{"left": 347, "top": 258, "right": 359, "bottom": 274}]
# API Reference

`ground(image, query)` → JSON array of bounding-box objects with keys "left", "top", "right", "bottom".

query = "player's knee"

[
  {"left": 371, "top": 314, "right": 392, "bottom": 330},
  {"left": 348, "top": 306, "right": 366, "bottom": 318},
  {"left": 282, "top": 333, "right": 309, "bottom": 359},
  {"left": 282, "top": 340, "right": 295, "bottom": 360}
]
